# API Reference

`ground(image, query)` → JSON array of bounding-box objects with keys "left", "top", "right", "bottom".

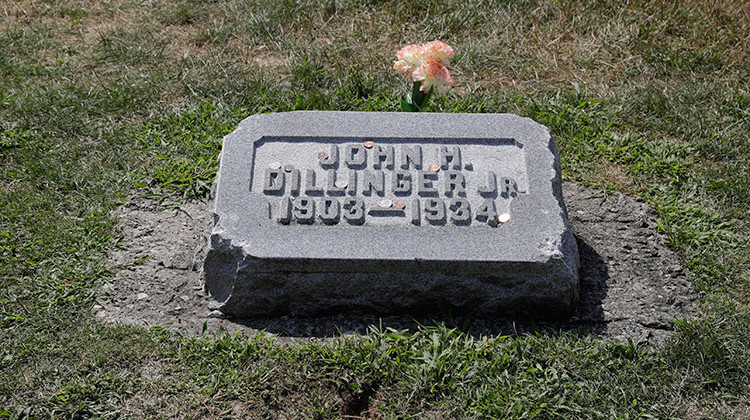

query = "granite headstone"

[{"left": 203, "top": 111, "right": 579, "bottom": 318}]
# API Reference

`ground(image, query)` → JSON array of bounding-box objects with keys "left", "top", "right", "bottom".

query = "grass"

[{"left": 1, "top": 0, "right": 748, "bottom": 417}]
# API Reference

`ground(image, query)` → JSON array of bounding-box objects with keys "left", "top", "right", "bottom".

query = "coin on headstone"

[
  {"left": 269, "top": 161, "right": 282, "bottom": 169},
  {"left": 318, "top": 151, "right": 328, "bottom": 159},
  {"left": 363, "top": 140, "right": 375, "bottom": 148},
  {"left": 283, "top": 164, "right": 294, "bottom": 172},
  {"left": 428, "top": 164, "right": 440, "bottom": 171},
  {"left": 393, "top": 200, "right": 406, "bottom": 209},
  {"left": 498, "top": 213, "right": 511, "bottom": 223},
  {"left": 334, "top": 179, "right": 348, "bottom": 188},
  {"left": 379, "top": 199, "right": 392, "bottom": 208}
]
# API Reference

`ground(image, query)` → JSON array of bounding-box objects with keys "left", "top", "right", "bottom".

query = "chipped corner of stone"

[
  {"left": 202, "top": 210, "right": 266, "bottom": 313},
  {"left": 539, "top": 120, "right": 579, "bottom": 284},
  {"left": 533, "top": 230, "right": 580, "bottom": 314},
  {"left": 201, "top": 206, "right": 235, "bottom": 304}
]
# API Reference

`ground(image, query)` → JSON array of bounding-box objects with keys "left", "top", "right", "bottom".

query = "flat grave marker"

[{"left": 203, "top": 111, "right": 579, "bottom": 318}]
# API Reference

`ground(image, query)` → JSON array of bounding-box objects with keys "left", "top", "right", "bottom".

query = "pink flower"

[
  {"left": 393, "top": 44, "right": 424, "bottom": 77},
  {"left": 422, "top": 40, "right": 454, "bottom": 66},
  {"left": 394, "top": 40, "right": 454, "bottom": 103},
  {"left": 412, "top": 61, "right": 452, "bottom": 96}
]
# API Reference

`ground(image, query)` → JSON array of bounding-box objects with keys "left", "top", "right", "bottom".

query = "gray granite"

[{"left": 203, "top": 111, "right": 579, "bottom": 318}]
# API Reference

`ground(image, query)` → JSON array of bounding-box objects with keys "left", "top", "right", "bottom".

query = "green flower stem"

[{"left": 401, "top": 81, "right": 433, "bottom": 112}]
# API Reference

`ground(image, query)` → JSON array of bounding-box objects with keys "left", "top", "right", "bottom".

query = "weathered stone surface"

[{"left": 203, "top": 111, "right": 579, "bottom": 318}]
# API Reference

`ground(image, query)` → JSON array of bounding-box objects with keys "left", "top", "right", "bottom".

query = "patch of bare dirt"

[{"left": 96, "top": 181, "right": 698, "bottom": 347}]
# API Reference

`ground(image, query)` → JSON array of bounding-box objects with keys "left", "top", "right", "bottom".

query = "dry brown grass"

[{"left": 3, "top": 0, "right": 746, "bottom": 104}]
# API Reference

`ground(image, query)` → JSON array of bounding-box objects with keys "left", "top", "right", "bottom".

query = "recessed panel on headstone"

[{"left": 203, "top": 111, "right": 579, "bottom": 318}]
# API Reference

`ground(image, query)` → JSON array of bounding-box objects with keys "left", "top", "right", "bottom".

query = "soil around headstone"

[{"left": 97, "top": 182, "right": 698, "bottom": 347}]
